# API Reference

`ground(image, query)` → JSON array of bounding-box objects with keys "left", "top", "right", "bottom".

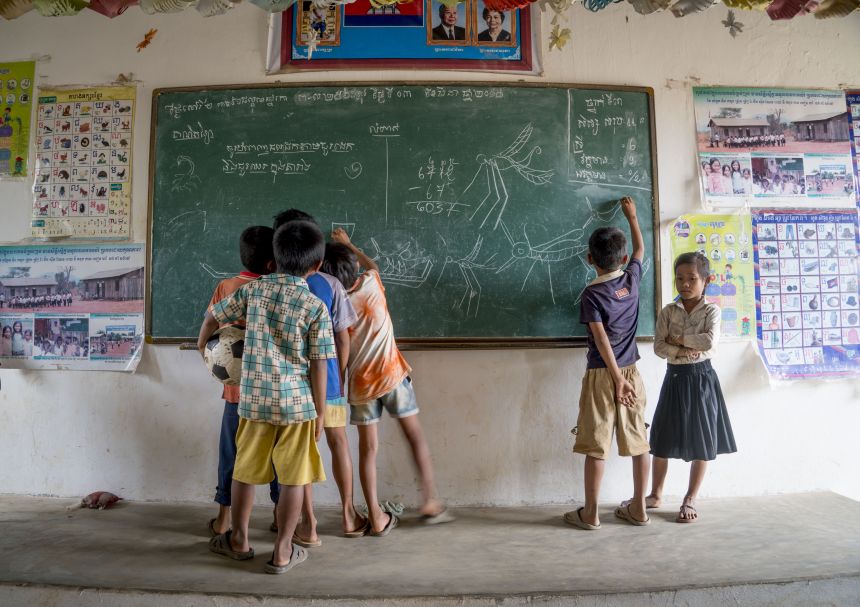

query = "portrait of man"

[{"left": 431, "top": 1, "right": 466, "bottom": 41}]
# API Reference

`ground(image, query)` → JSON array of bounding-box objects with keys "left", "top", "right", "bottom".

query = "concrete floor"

[{"left": 2, "top": 492, "right": 859, "bottom": 606}]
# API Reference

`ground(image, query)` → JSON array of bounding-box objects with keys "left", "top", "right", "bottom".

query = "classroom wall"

[{"left": 1, "top": 6, "right": 859, "bottom": 507}]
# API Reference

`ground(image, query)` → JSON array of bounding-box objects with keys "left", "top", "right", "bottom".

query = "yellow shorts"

[
  {"left": 324, "top": 404, "right": 348, "bottom": 429},
  {"left": 233, "top": 418, "right": 325, "bottom": 486},
  {"left": 573, "top": 364, "right": 650, "bottom": 460}
]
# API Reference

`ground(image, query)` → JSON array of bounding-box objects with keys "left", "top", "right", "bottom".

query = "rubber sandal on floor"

[
  {"left": 343, "top": 519, "right": 370, "bottom": 538},
  {"left": 563, "top": 507, "right": 601, "bottom": 530},
  {"left": 207, "top": 518, "right": 218, "bottom": 538},
  {"left": 291, "top": 532, "right": 322, "bottom": 548},
  {"left": 370, "top": 513, "right": 399, "bottom": 537},
  {"left": 614, "top": 504, "right": 650, "bottom": 526},
  {"left": 422, "top": 507, "right": 456, "bottom": 526},
  {"left": 209, "top": 530, "right": 255, "bottom": 560},
  {"left": 264, "top": 544, "right": 308, "bottom": 574},
  {"left": 676, "top": 503, "right": 698, "bottom": 524}
]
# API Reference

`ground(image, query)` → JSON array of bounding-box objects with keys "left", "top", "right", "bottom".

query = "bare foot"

[
  {"left": 621, "top": 494, "right": 662, "bottom": 509},
  {"left": 676, "top": 497, "right": 698, "bottom": 523}
]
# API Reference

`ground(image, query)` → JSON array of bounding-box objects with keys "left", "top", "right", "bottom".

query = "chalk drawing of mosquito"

[
  {"left": 460, "top": 123, "right": 555, "bottom": 232},
  {"left": 370, "top": 237, "right": 434, "bottom": 288},
  {"left": 171, "top": 155, "right": 202, "bottom": 193},
  {"left": 494, "top": 197, "right": 624, "bottom": 305},
  {"left": 436, "top": 235, "right": 497, "bottom": 318}
]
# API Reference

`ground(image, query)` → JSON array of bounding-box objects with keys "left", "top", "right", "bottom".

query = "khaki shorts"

[
  {"left": 573, "top": 364, "right": 649, "bottom": 460},
  {"left": 324, "top": 398, "right": 348, "bottom": 429},
  {"left": 233, "top": 418, "right": 325, "bottom": 487}
]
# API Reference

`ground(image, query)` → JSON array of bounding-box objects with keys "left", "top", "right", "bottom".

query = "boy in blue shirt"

[
  {"left": 273, "top": 210, "right": 367, "bottom": 544},
  {"left": 565, "top": 196, "right": 651, "bottom": 530},
  {"left": 200, "top": 219, "right": 336, "bottom": 574}
]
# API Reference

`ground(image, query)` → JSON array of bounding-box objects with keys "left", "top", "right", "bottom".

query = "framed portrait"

[
  {"left": 427, "top": 0, "right": 471, "bottom": 46},
  {"left": 297, "top": 1, "right": 341, "bottom": 47},
  {"left": 473, "top": 0, "right": 516, "bottom": 47}
]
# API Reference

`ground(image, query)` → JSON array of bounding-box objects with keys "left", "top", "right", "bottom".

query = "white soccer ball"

[{"left": 203, "top": 325, "right": 244, "bottom": 385}]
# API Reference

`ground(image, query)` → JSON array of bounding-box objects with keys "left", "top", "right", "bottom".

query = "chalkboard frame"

[{"left": 145, "top": 81, "right": 661, "bottom": 349}]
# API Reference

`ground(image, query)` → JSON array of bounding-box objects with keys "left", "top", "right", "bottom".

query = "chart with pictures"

[
  {"left": 753, "top": 209, "right": 860, "bottom": 380},
  {"left": 846, "top": 90, "right": 860, "bottom": 205},
  {"left": 32, "top": 86, "right": 134, "bottom": 239}
]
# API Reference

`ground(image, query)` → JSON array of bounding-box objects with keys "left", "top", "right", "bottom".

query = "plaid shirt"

[{"left": 209, "top": 274, "right": 336, "bottom": 425}]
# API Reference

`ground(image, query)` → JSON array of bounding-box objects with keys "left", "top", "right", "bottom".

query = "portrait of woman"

[{"left": 477, "top": 6, "right": 511, "bottom": 42}]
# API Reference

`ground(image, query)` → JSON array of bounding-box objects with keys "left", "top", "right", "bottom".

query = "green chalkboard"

[{"left": 147, "top": 83, "right": 660, "bottom": 346}]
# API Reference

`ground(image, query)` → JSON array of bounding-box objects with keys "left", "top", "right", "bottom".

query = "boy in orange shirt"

[{"left": 323, "top": 229, "right": 453, "bottom": 534}]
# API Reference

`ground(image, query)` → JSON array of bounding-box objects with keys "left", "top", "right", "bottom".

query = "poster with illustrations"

[
  {"left": 752, "top": 209, "right": 859, "bottom": 381},
  {"left": 693, "top": 88, "right": 855, "bottom": 209},
  {"left": 31, "top": 85, "right": 135, "bottom": 239},
  {"left": 670, "top": 214, "right": 755, "bottom": 339},
  {"left": 845, "top": 90, "right": 860, "bottom": 206},
  {"left": 0, "top": 61, "right": 35, "bottom": 177},
  {"left": 0, "top": 243, "right": 144, "bottom": 371}
]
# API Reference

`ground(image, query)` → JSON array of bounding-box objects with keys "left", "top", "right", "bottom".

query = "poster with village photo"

[
  {"left": 693, "top": 87, "right": 855, "bottom": 208},
  {"left": 0, "top": 243, "right": 144, "bottom": 371}
]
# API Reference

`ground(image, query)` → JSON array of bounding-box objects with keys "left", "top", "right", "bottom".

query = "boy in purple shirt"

[{"left": 565, "top": 196, "right": 651, "bottom": 530}]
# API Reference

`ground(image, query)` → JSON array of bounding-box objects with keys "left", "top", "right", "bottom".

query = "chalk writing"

[
  {"left": 221, "top": 158, "right": 311, "bottom": 182},
  {"left": 172, "top": 122, "right": 214, "bottom": 145},
  {"left": 225, "top": 141, "right": 355, "bottom": 158}
]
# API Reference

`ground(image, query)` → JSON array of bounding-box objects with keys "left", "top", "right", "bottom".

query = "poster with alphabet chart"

[
  {"left": 752, "top": 209, "right": 859, "bottom": 380},
  {"left": 31, "top": 86, "right": 134, "bottom": 239}
]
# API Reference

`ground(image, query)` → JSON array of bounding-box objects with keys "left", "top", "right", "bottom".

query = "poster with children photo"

[
  {"left": 751, "top": 156, "right": 805, "bottom": 197},
  {"left": 698, "top": 154, "right": 753, "bottom": 199},
  {"left": 0, "top": 316, "right": 34, "bottom": 357}
]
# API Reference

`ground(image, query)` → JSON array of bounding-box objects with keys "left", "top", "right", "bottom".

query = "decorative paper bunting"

[
  {"left": 248, "top": 0, "right": 296, "bottom": 10},
  {"left": 139, "top": 0, "right": 193, "bottom": 13},
  {"left": 813, "top": 0, "right": 858, "bottom": 17},
  {"left": 33, "top": 0, "right": 88, "bottom": 15},
  {"left": 626, "top": 0, "right": 671, "bottom": 14},
  {"left": 765, "top": 0, "right": 808, "bottom": 18},
  {"left": 88, "top": 0, "right": 136, "bottom": 16},
  {"left": 0, "top": 0, "right": 34, "bottom": 17},
  {"left": 723, "top": 0, "right": 768, "bottom": 8},
  {"left": 196, "top": 0, "right": 236, "bottom": 16},
  {"left": 670, "top": 0, "right": 715, "bottom": 16}
]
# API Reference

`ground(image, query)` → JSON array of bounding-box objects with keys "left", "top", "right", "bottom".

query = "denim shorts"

[{"left": 350, "top": 376, "right": 419, "bottom": 425}]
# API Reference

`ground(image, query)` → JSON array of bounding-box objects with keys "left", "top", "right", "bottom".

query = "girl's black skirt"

[{"left": 649, "top": 359, "right": 737, "bottom": 462}]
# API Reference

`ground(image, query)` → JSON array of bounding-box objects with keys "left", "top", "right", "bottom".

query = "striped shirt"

[{"left": 210, "top": 273, "right": 337, "bottom": 424}]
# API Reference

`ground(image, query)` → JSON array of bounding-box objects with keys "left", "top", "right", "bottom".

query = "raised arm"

[
  {"left": 331, "top": 228, "right": 379, "bottom": 273},
  {"left": 620, "top": 196, "right": 644, "bottom": 263}
]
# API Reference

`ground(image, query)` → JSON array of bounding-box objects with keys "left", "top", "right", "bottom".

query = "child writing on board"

[
  {"left": 198, "top": 226, "right": 281, "bottom": 538},
  {"left": 565, "top": 196, "right": 651, "bottom": 530},
  {"left": 323, "top": 229, "right": 454, "bottom": 534},
  {"left": 645, "top": 252, "right": 737, "bottom": 523},
  {"left": 200, "top": 220, "right": 336, "bottom": 574},
  {"left": 272, "top": 209, "right": 368, "bottom": 545}
]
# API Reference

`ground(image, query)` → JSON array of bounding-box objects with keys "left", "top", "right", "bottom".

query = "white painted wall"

[{"left": 1, "top": 5, "right": 858, "bottom": 507}]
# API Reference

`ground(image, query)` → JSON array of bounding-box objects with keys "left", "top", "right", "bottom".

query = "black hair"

[
  {"left": 482, "top": 7, "right": 505, "bottom": 21},
  {"left": 588, "top": 227, "right": 627, "bottom": 271},
  {"left": 674, "top": 251, "right": 710, "bottom": 280},
  {"left": 272, "top": 208, "right": 316, "bottom": 231},
  {"left": 239, "top": 226, "right": 274, "bottom": 275},
  {"left": 273, "top": 220, "right": 325, "bottom": 276},
  {"left": 438, "top": 2, "right": 456, "bottom": 19},
  {"left": 322, "top": 242, "right": 359, "bottom": 290}
]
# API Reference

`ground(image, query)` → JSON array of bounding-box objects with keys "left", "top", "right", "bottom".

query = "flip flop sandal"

[
  {"left": 370, "top": 513, "right": 399, "bottom": 537},
  {"left": 614, "top": 504, "right": 650, "bottom": 526},
  {"left": 209, "top": 530, "right": 255, "bottom": 560},
  {"left": 264, "top": 544, "right": 308, "bottom": 575},
  {"left": 422, "top": 508, "right": 456, "bottom": 526},
  {"left": 343, "top": 518, "right": 371, "bottom": 538},
  {"left": 291, "top": 532, "right": 322, "bottom": 548},
  {"left": 676, "top": 504, "right": 698, "bottom": 524},
  {"left": 563, "top": 507, "right": 600, "bottom": 530},
  {"left": 207, "top": 518, "right": 218, "bottom": 538}
]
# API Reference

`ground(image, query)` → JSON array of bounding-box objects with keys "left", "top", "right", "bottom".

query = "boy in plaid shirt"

[{"left": 198, "top": 220, "right": 336, "bottom": 574}]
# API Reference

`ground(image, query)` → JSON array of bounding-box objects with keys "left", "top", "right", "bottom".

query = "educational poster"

[
  {"left": 670, "top": 214, "right": 755, "bottom": 339},
  {"left": 268, "top": 2, "right": 535, "bottom": 73},
  {"left": 845, "top": 91, "right": 860, "bottom": 206},
  {"left": 31, "top": 85, "right": 135, "bottom": 239},
  {"left": 0, "top": 61, "right": 35, "bottom": 177},
  {"left": 693, "top": 88, "right": 855, "bottom": 209},
  {"left": 752, "top": 209, "right": 859, "bottom": 381},
  {"left": 0, "top": 243, "right": 144, "bottom": 371}
]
